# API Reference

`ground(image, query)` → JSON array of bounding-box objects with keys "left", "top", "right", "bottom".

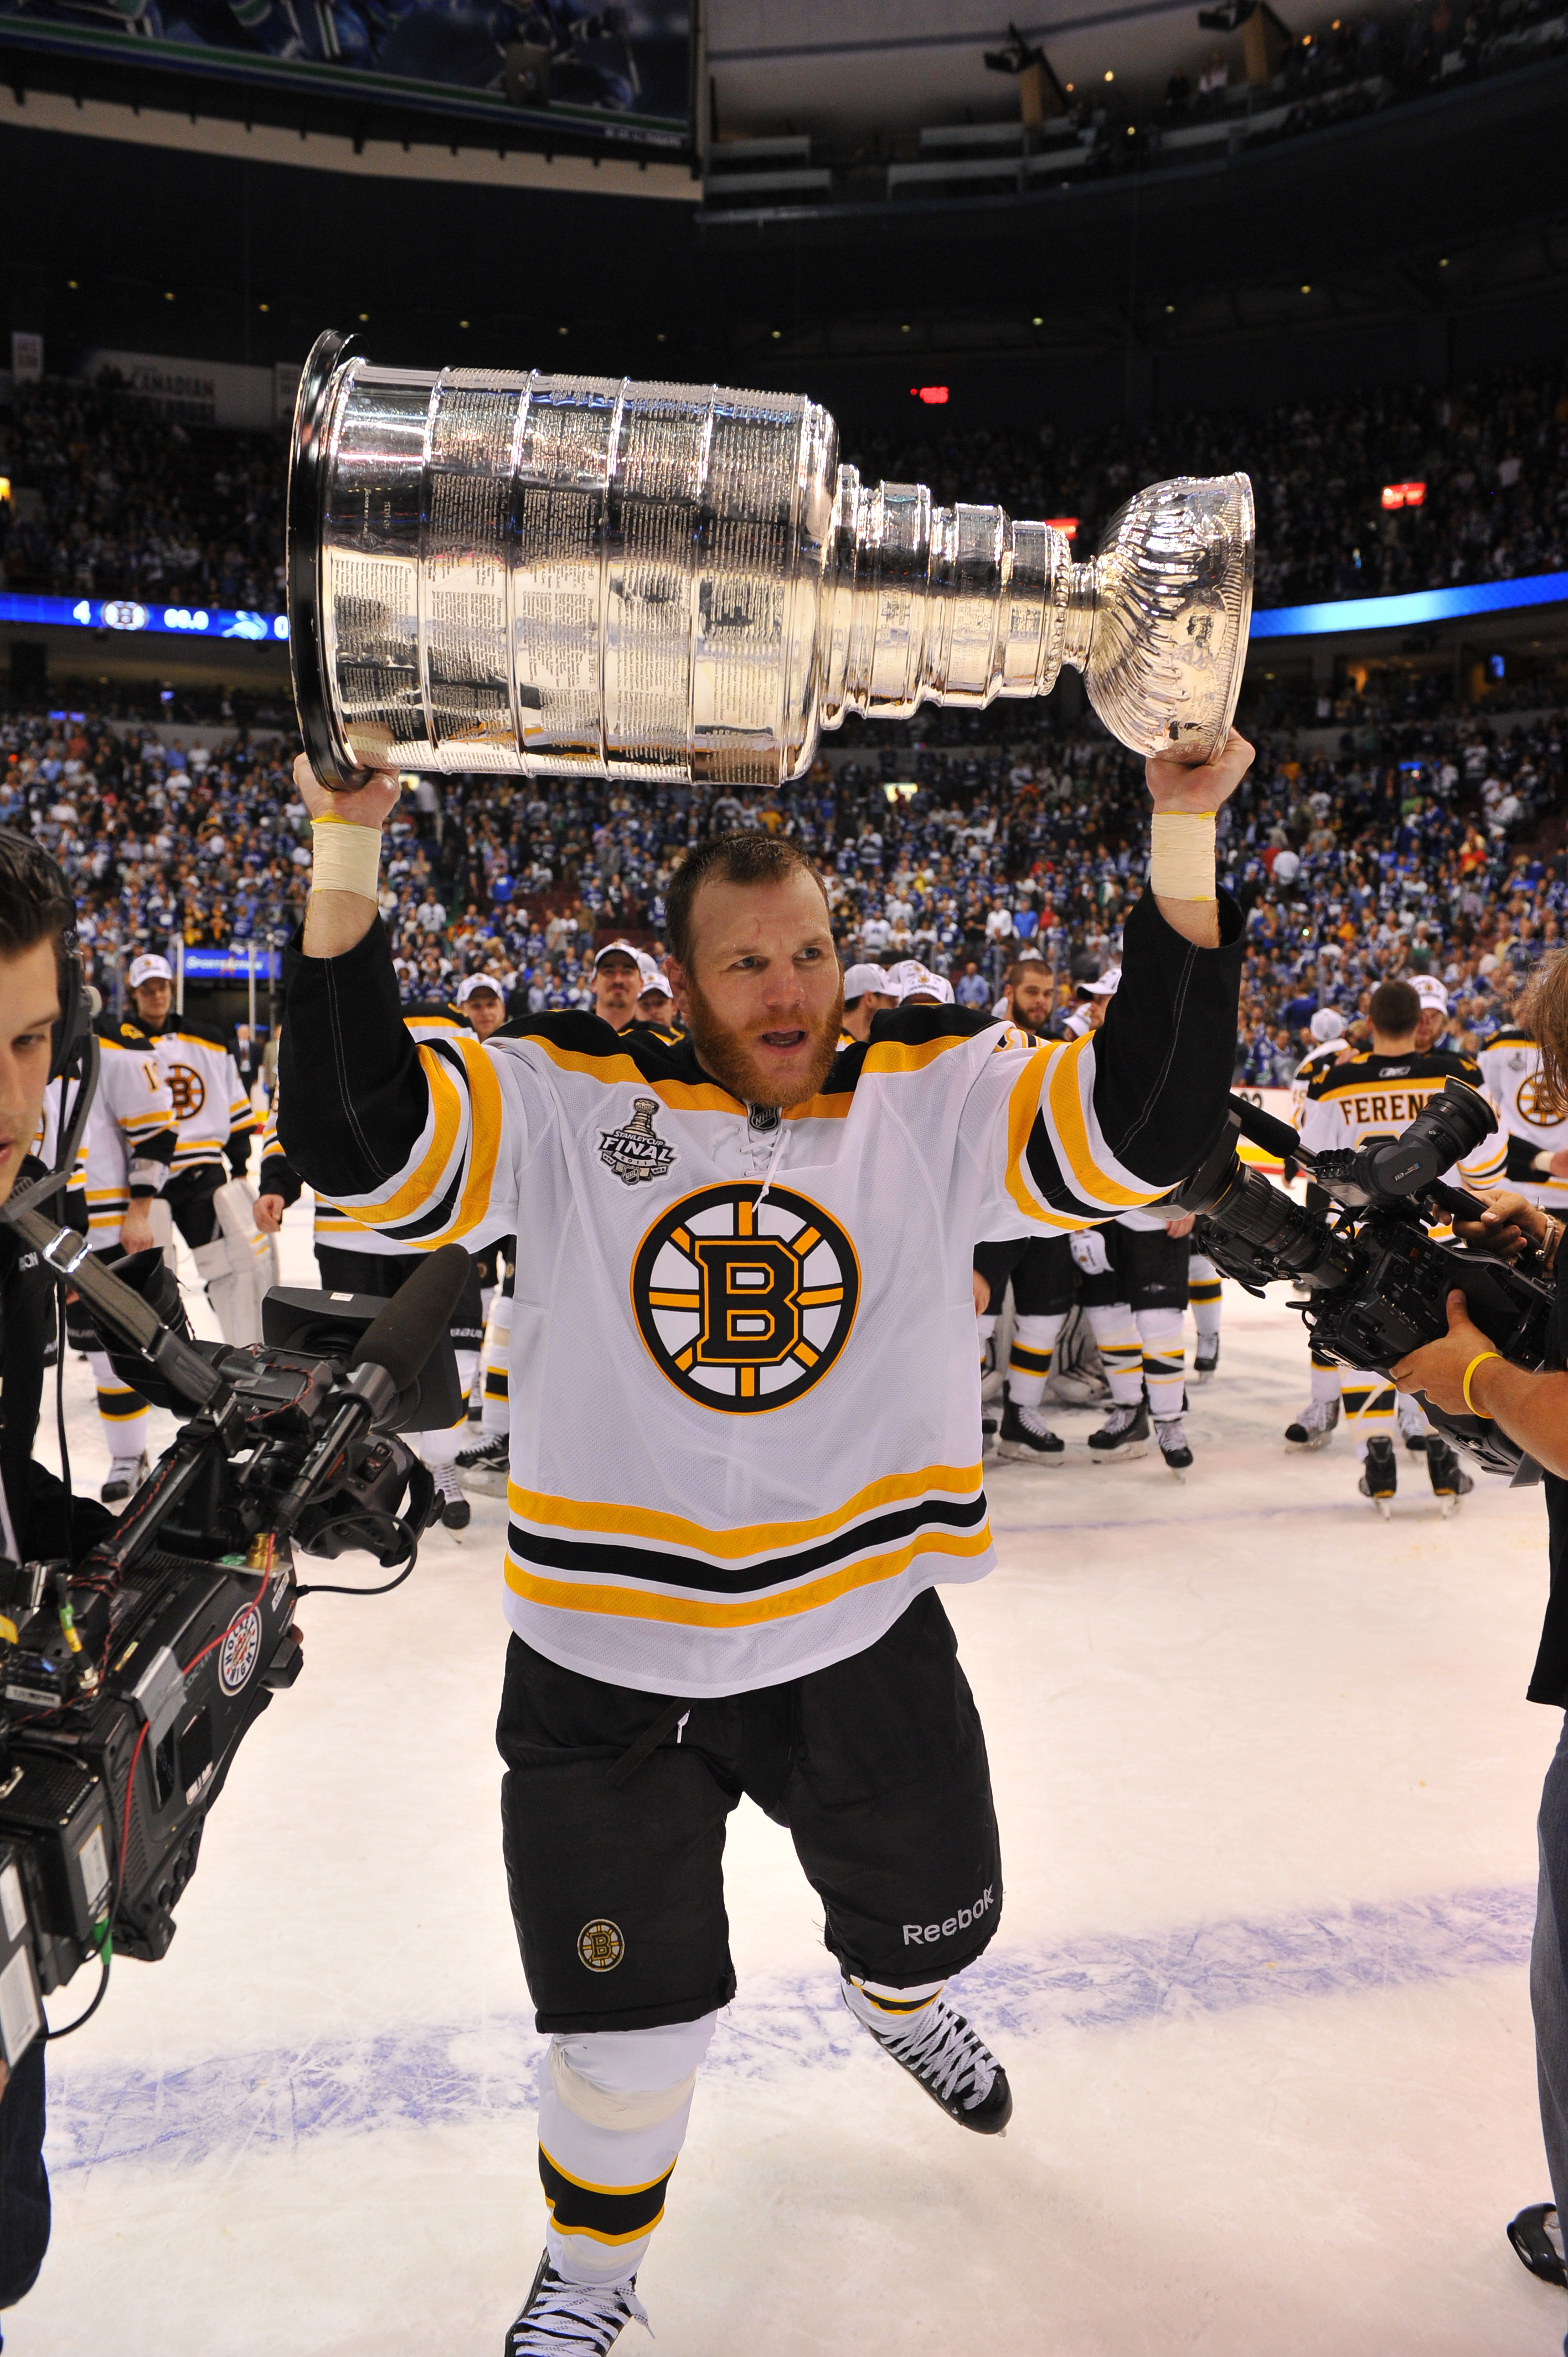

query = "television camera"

[
  {"left": 1174, "top": 1080, "right": 1557, "bottom": 1479},
  {"left": 0, "top": 1211, "right": 467, "bottom": 2073}
]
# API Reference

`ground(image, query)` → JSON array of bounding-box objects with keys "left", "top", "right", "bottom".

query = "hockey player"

[
  {"left": 973, "top": 1234, "right": 1074, "bottom": 1463},
  {"left": 1071, "top": 1208, "right": 1195, "bottom": 1474},
  {"left": 278, "top": 726, "right": 1250, "bottom": 2354},
  {"left": 838, "top": 963, "right": 898, "bottom": 1045},
  {"left": 1477, "top": 1005, "right": 1568, "bottom": 1218},
  {"left": 78, "top": 1011, "right": 177, "bottom": 1500},
  {"left": 125, "top": 953, "right": 261, "bottom": 1342},
  {"left": 1283, "top": 1008, "right": 1353, "bottom": 1448},
  {"left": 1297, "top": 976, "right": 1503, "bottom": 1512},
  {"left": 457, "top": 971, "right": 509, "bottom": 1041}
]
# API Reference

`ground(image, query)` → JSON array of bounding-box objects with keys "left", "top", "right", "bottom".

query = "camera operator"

[
  {"left": 1388, "top": 948, "right": 1568, "bottom": 2314},
  {"left": 0, "top": 831, "right": 115, "bottom": 2335}
]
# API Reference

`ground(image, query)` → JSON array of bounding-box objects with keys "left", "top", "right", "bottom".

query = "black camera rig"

[
  {"left": 0, "top": 1213, "right": 468, "bottom": 2069},
  {"left": 1174, "top": 1080, "right": 1557, "bottom": 1480}
]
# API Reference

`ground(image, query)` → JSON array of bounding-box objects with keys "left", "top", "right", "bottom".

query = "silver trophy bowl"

[{"left": 288, "top": 330, "right": 1253, "bottom": 789}]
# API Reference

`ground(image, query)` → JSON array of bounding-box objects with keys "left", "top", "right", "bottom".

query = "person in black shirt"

[
  {"left": 1390, "top": 944, "right": 1568, "bottom": 2323},
  {"left": 0, "top": 830, "right": 115, "bottom": 2338}
]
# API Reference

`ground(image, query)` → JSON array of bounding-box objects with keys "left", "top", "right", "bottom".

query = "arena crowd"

[{"left": 2, "top": 680, "right": 1560, "bottom": 1079}]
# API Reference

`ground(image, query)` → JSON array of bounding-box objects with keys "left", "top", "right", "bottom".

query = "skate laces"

[
  {"left": 1101, "top": 1403, "right": 1139, "bottom": 1434},
  {"left": 1019, "top": 1405, "right": 1055, "bottom": 1437},
  {"left": 436, "top": 1464, "right": 465, "bottom": 1501},
  {"left": 510, "top": 2266, "right": 649, "bottom": 2354},
  {"left": 1154, "top": 1415, "right": 1186, "bottom": 1448},
  {"left": 874, "top": 1995, "right": 997, "bottom": 2109}
]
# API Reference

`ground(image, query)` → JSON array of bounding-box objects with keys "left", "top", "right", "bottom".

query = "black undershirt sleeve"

[{"left": 277, "top": 918, "right": 430, "bottom": 1203}]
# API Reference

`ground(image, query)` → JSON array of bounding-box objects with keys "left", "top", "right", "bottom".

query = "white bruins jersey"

[
  {"left": 1298, "top": 1047, "right": 1505, "bottom": 1191},
  {"left": 82, "top": 1022, "right": 177, "bottom": 1243},
  {"left": 1290, "top": 1037, "right": 1345, "bottom": 1123},
  {"left": 278, "top": 895, "right": 1242, "bottom": 1699},
  {"left": 144, "top": 1023, "right": 257, "bottom": 1175},
  {"left": 1477, "top": 1025, "right": 1568, "bottom": 1206}
]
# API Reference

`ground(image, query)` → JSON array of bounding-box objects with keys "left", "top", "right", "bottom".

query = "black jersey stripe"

[{"left": 507, "top": 1491, "right": 988, "bottom": 1598}]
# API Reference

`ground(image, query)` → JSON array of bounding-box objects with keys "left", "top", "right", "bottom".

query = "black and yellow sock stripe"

[
  {"left": 1007, "top": 1342, "right": 1054, "bottom": 1377},
  {"left": 97, "top": 1385, "right": 148, "bottom": 1422},
  {"left": 484, "top": 1367, "right": 509, "bottom": 1402},
  {"left": 1141, "top": 1351, "right": 1185, "bottom": 1379},
  {"left": 1341, "top": 1382, "right": 1395, "bottom": 1422},
  {"left": 1187, "top": 1279, "right": 1222, "bottom": 1306},
  {"left": 538, "top": 2146, "right": 675, "bottom": 2246}
]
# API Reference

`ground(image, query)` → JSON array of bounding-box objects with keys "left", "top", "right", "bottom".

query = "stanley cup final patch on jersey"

[
  {"left": 599, "top": 1095, "right": 677, "bottom": 1187},
  {"left": 630, "top": 1183, "right": 860, "bottom": 1412}
]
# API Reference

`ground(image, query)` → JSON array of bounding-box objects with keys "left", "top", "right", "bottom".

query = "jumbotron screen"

[{"left": 0, "top": 0, "right": 692, "bottom": 148}]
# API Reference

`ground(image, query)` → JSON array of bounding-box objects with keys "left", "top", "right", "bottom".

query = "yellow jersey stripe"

[{"left": 507, "top": 1461, "right": 983, "bottom": 1562}]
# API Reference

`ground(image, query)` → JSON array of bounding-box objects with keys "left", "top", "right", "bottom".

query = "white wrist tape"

[
  {"left": 1149, "top": 811, "right": 1217, "bottom": 902},
  {"left": 311, "top": 815, "right": 384, "bottom": 899}
]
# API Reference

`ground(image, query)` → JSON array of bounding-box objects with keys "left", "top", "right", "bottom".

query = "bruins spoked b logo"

[{"left": 631, "top": 1183, "right": 860, "bottom": 1413}]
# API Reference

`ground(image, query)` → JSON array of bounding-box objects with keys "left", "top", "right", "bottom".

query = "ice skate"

[
  {"left": 456, "top": 1431, "right": 510, "bottom": 1496},
  {"left": 1358, "top": 1435, "right": 1397, "bottom": 1517},
  {"left": 1425, "top": 1437, "right": 1473, "bottom": 1516},
  {"left": 844, "top": 1983, "right": 1013, "bottom": 2134},
  {"left": 997, "top": 1392, "right": 1065, "bottom": 1464},
  {"left": 1284, "top": 1398, "right": 1339, "bottom": 1450},
  {"left": 101, "top": 1451, "right": 148, "bottom": 1506},
  {"left": 504, "top": 2253, "right": 649, "bottom": 2355},
  {"left": 1507, "top": 2202, "right": 1567, "bottom": 2287},
  {"left": 435, "top": 1463, "right": 471, "bottom": 1531},
  {"left": 1154, "top": 1413, "right": 1193, "bottom": 1479},
  {"left": 1193, "top": 1335, "right": 1220, "bottom": 1382},
  {"left": 1087, "top": 1399, "right": 1149, "bottom": 1463}
]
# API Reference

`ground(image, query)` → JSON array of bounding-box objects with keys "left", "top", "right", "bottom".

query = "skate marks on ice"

[{"left": 47, "top": 1880, "right": 1532, "bottom": 2176}]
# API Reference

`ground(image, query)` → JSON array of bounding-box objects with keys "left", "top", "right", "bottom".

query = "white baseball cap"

[
  {"left": 893, "top": 961, "right": 953, "bottom": 1005},
  {"left": 635, "top": 951, "right": 663, "bottom": 989},
  {"left": 593, "top": 939, "right": 643, "bottom": 971},
  {"left": 128, "top": 954, "right": 172, "bottom": 988},
  {"left": 456, "top": 972, "right": 506, "bottom": 1004},
  {"left": 1411, "top": 975, "right": 1449, "bottom": 1012},
  {"left": 1309, "top": 1008, "right": 1346, "bottom": 1043},
  {"left": 1083, "top": 965, "right": 1122, "bottom": 997},
  {"left": 842, "top": 962, "right": 895, "bottom": 1001}
]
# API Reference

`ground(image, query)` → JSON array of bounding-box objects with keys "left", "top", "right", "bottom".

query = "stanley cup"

[{"left": 288, "top": 329, "right": 1254, "bottom": 790}]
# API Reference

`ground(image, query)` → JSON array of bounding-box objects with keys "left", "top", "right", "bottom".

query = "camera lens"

[{"left": 1363, "top": 1080, "right": 1497, "bottom": 1196}]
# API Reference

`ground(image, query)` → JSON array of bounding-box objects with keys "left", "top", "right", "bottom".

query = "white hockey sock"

[
  {"left": 1340, "top": 1369, "right": 1397, "bottom": 1459},
  {"left": 843, "top": 1974, "right": 945, "bottom": 2029},
  {"left": 1188, "top": 1253, "right": 1222, "bottom": 1344},
  {"left": 1136, "top": 1306, "right": 1185, "bottom": 1421},
  {"left": 538, "top": 2014, "right": 715, "bottom": 2286},
  {"left": 89, "top": 1347, "right": 148, "bottom": 1459},
  {"left": 1086, "top": 1303, "right": 1143, "bottom": 1406},
  {"left": 418, "top": 1416, "right": 465, "bottom": 1469},
  {"left": 481, "top": 1293, "right": 514, "bottom": 1437},
  {"left": 1006, "top": 1312, "right": 1065, "bottom": 1410},
  {"left": 1309, "top": 1349, "right": 1340, "bottom": 1407},
  {"left": 455, "top": 1347, "right": 479, "bottom": 1416}
]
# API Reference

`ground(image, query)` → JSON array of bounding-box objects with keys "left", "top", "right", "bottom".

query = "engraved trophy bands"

[{"left": 288, "top": 327, "right": 1254, "bottom": 790}]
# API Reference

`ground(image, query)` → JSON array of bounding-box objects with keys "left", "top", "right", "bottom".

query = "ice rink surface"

[{"left": 16, "top": 1201, "right": 1568, "bottom": 2357}]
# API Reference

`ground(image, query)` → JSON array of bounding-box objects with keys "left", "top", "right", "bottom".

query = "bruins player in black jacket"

[{"left": 1297, "top": 977, "right": 1504, "bottom": 1511}]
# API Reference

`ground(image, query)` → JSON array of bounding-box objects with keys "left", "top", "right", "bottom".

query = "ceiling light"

[
  {"left": 1300, "top": 283, "right": 1311, "bottom": 293},
  {"left": 1165, "top": 303, "right": 1175, "bottom": 313},
  {"left": 358, "top": 312, "right": 369, "bottom": 322},
  {"left": 258, "top": 302, "right": 269, "bottom": 312},
  {"left": 1104, "top": 68, "right": 1114, "bottom": 80},
  {"left": 1031, "top": 315, "right": 1043, "bottom": 325},
  {"left": 67, "top": 279, "right": 78, "bottom": 290},
  {"left": 459, "top": 318, "right": 470, "bottom": 327},
  {"left": 164, "top": 290, "right": 174, "bottom": 301}
]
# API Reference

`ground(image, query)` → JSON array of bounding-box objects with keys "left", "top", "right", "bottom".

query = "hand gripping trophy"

[{"left": 286, "top": 329, "right": 1254, "bottom": 786}]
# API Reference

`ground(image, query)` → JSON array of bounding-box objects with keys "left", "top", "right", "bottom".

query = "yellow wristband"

[
  {"left": 1149, "top": 811, "right": 1218, "bottom": 902},
  {"left": 1461, "top": 1350, "right": 1501, "bottom": 1417},
  {"left": 311, "top": 814, "right": 384, "bottom": 899}
]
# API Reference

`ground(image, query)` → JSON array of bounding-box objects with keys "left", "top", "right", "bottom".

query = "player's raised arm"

[
  {"left": 972, "top": 731, "right": 1250, "bottom": 1230},
  {"left": 277, "top": 756, "right": 519, "bottom": 1249}
]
